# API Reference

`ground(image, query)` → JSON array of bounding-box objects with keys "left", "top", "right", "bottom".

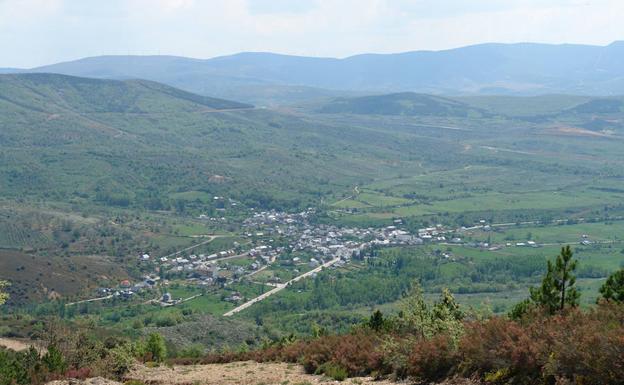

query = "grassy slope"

[
  {"left": 0, "top": 74, "right": 416, "bottom": 210},
  {"left": 317, "top": 92, "right": 490, "bottom": 117}
]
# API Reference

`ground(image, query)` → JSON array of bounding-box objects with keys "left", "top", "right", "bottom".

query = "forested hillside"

[{"left": 0, "top": 74, "right": 408, "bottom": 210}]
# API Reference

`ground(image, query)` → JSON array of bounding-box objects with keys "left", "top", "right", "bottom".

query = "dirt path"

[
  {"left": 0, "top": 337, "right": 45, "bottom": 353},
  {"left": 128, "top": 361, "right": 395, "bottom": 385}
]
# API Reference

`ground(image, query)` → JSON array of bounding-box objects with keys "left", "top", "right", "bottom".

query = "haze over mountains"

[{"left": 3, "top": 41, "right": 624, "bottom": 104}]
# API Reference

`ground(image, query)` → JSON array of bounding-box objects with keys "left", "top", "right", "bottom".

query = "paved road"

[
  {"left": 223, "top": 257, "right": 341, "bottom": 316},
  {"left": 66, "top": 294, "right": 113, "bottom": 306}
]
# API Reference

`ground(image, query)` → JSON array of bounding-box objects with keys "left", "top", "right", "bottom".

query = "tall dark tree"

[
  {"left": 529, "top": 245, "right": 579, "bottom": 314},
  {"left": 599, "top": 269, "right": 624, "bottom": 302},
  {"left": 368, "top": 309, "right": 385, "bottom": 331}
]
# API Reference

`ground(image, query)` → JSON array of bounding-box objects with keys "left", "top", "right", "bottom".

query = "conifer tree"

[
  {"left": 599, "top": 268, "right": 624, "bottom": 302},
  {"left": 529, "top": 245, "right": 579, "bottom": 314}
]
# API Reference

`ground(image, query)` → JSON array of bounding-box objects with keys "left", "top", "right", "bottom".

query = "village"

[{"left": 83, "top": 209, "right": 597, "bottom": 313}]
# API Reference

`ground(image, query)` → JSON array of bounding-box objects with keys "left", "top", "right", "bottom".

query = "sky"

[{"left": 0, "top": 0, "right": 623, "bottom": 68}]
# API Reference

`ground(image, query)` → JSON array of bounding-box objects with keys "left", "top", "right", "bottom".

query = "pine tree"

[
  {"left": 530, "top": 245, "right": 579, "bottom": 314},
  {"left": 368, "top": 309, "right": 385, "bottom": 331},
  {"left": 400, "top": 283, "right": 464, "bottom": 342},
  {"left": 42, "top": 344, "right": 67, "bottom": 374},
  {"left": 599, "top": 268, "right": 624, "bottom": 302}
]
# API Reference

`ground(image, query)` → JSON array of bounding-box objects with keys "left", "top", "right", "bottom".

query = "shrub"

[
  {"left": 65, "top": 367, "right": 91, "bottom": 380},
  {"left": 42, "top": 344, "right": 67, "bottom": 375},
  {"left": 177, "top": 344, "right": 205, "bottom": 359},
  {"left": 184, "top": 302, "right": 624, "bottom": 385},
  {"left": 299, "top": 333, "right": 382, "bottom": 377},
  {"left": 107, "top": 342, "right": 136, "bottom": 378},
  {"left": 143, "top": 333, "right": 167, "bottom": 363},
  {"left": 459, "top": 317, "right": 545, "bottom": 381},
  {"left": 318, "top": 363, "right": 348, "bottom": 381},
  {"left": 407, "top": 334, "right": 458, "bottom": 382}
]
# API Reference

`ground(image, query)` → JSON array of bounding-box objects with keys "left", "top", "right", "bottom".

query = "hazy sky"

[{"left": 1, "top": 0, "right": 623, "bottom": 67}]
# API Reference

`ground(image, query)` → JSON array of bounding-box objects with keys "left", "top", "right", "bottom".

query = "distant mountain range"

[{"left": 3, "top": 42, "right": 624, "bottom": 103}]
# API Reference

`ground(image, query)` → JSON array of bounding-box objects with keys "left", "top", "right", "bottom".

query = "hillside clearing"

[{"left": 128, "top": 362, "right": 398, "bottom": 385}]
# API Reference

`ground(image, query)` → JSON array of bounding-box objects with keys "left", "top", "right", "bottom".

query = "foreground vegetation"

[{"left": 175, "top": 256, "right": 624, "bottom": 384}]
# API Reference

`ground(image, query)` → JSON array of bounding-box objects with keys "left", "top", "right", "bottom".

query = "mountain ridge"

[{"left": 6, "top": 41, "right": 624, "bottom": 103}]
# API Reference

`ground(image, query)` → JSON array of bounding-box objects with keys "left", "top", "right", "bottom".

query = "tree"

[
  {"left": 508, "top": 298, "right": 532, "bottom": 321},
  {"left": 144, "top": 333, "right": 167, "bottom": 362},
  {"left": 599, "top": 269, "right": 624, "bottom": 302},
  {"left": 0, "top": 280, "right": 9, "bottom": 306},
  {"left": 42, "top": 344, "right": 67, "bottom": 374},
  {"left": 368, "top": 310, "right": 385, "bottom": 332},
  {"left": 433, "top": 288, "right": 464, "bottom": 322},
  {"left": 529, "top": 245, "right": 579, "bottom": 314},
  {"left": 400, "top": 283, "right": 464, "bottom": 342},
  {"left": 400, "top": 282, "right": 432, "bottom": 339}
]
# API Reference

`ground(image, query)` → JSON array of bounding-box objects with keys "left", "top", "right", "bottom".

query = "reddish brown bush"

[
  {"left": 459, "top": 317, "right": 546, "bottom": 379},
  {"left": 407, "top": 334, "right": 459, "bottom": 382},
  {"left": 537, "top": 305, "right": 624, "bottom": 385},
  {"left": 458, "top": 303, "right": 624, "bottom": 384},
  {"left": 177, "top": 303, "right": 624, "bottom": 384},
  {"left": 64, "top": 367, "right": 91, "bottom": 380}
]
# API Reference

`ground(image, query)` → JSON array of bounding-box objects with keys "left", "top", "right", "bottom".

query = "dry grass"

[
  {"left": 550, "top": 126, "right": 611, "bottom": 137},
  {"left": 127, "top": 361, "right": 397, "bottom": 385},
  {"left": 0, "top": 337, "right": 46, "bottom": 353}
]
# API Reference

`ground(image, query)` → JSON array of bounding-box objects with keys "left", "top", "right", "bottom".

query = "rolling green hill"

[{"left": 0, "top": 74, "right": 429, "bottom": 211}]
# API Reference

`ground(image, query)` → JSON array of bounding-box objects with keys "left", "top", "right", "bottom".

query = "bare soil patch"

[
  {"left": 550, "top": 126, "right": 611, "bottom": 137},
  {"left": 0, "top": 337, "right": 46, "bottom": 353},
  {"left": 128, "top": 361, "right": 397, "bottom": 385}
]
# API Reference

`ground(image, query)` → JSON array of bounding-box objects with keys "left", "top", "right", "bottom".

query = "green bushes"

[
  {"left": 141, "top": 333, "right": 167, "bottom": 362},
  {"left": 0, "top": 347, "right": 39, "bottom": 385},
  {"left": 600, "top": 268, "right": 624, "bottom": 302},
  {"left": 0, "top": 326, "right": 171, "bottom": 384},
  {"left": 318, "top": 363, "right": 348, "bottom": 381},
  {"left": 42, "top": 344, "right": 67, "bottom": 375}
]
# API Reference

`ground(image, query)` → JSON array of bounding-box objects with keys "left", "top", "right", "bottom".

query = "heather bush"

[
  {"left": 457, "top": 303, "right": 624, "bottom": 384},
  {"left": 170, "top": 293, "right": 624, "bottom": 385},
  {"left": 407, "top": 334, "right": 458, "bottom": 382},
  {"left": 458, "top": 317, "right": 546, "bottom": 383}
]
